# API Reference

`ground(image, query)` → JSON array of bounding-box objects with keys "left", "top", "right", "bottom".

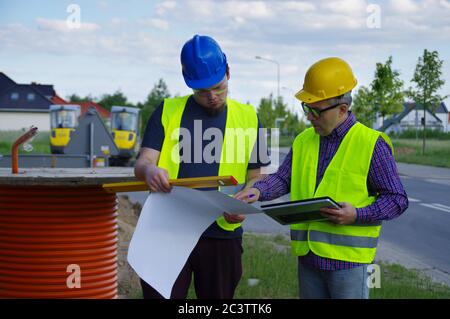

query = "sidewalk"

[{"left": 375, "top": 241, "right": 450, "bottom": 287}]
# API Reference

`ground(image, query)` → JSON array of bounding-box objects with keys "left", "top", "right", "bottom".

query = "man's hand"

[
  {"left": 221, "top": 188, "right": 261, "bottom": 224},
  {"left": 234, "top": 187, "right": 260, "bottom": 204},
  {"left": 145, "top": 167, "right": 172, "bottom": 193},
  {"left": 134, "top": 148, "right": 172, "bottom": 193},
  {"left": 320, "top": 202, "right": 357, "bottom": 225},
  {"left": 223, "top": 212, "right": 246, "bottom": 224}
]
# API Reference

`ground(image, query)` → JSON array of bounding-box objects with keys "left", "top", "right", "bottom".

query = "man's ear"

[
  {"left": 226, "top": 65, "right": 230, "bottom": 80},
  {"left": 339, "top": 104, "right": 349, "bottom": 116}
]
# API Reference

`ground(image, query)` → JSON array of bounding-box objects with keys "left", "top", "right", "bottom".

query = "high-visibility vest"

[
  {"left": 290, "top": 122, "right": 393, "bottom": 263},
  {"left": 158, "top": 95, "right": 258, "bottom": 231}
]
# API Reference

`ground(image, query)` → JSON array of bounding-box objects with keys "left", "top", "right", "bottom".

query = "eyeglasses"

[
  {"left": 193, "top": 80, "right": 228, "bottom": 97},
  {"left": 301, "top": 102, "right": 346, "bottom": 117}
]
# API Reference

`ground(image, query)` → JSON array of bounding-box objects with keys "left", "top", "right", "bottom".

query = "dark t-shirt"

[{"left": 141, "top": 95, "right": 270, "bottom": 239}]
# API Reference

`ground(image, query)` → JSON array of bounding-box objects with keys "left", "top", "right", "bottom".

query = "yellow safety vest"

[
  {"left": 158, "top": 95, "right": 258, "bottom": 231},
  {"left": 290, "top": 122, "right": 393, "bottom": 263}
]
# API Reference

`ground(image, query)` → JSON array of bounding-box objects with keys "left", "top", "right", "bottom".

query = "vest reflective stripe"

[
  {"left": 158, "top": 95, "right": 258, "bottom": 231},
  {"left": 291, "top": 229, "right": 308, "bottom": 242},
  {"left": 290, "top": 122, "right": 393, "bottom": 263},
  {"left": 309, "top": 230, "right": 379, "bottom": 248}
]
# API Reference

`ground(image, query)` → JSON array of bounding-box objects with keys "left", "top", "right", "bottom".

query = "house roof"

[
  {"left": 0, "top": 84, "right": 54, "bottom": 110},
  {"left": 0, "top": 72, "right": 17, "bottom": 95},
  {"left": 50, "top": 96, "right": 110, "bottom": 118},
  {"left": 379, "top": 102, "right": 443, "bottom": 132},
  {"left": 30, "top": 82, "right": 55, "bottom": 98},
  {"left": 51, "top": 94, "right": 68, "bottom": 104},
  {"left": 436, "top": 102, "right": 448, "bottom": 114},
  {"left": 78, "top": 101, "right": 110, "bottom": 118},
  {"left": 0, "top": 72, "right": 110, "bottom": 118}
]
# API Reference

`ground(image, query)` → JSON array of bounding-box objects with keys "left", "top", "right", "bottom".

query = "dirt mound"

[{"left": 117, "top": 195, "right": 142, "bottom": 298}]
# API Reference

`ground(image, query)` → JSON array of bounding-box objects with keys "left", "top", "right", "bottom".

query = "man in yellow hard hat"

[{"left": 235, "top": 57, "right": 408, "bottom": 299}]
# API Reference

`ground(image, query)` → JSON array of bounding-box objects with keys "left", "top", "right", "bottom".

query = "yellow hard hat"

[{"left": 295, "top": 57, "right": 357, "bottom": 103}]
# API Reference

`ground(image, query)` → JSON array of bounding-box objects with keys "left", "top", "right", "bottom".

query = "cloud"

[
  {"left": 322, "top": 0, "right": 367, "bottom": 14},
  {"left": 155, "top": 1, "right": 177, "bottom": 16},
  {"left": 222, "top": 1, "right": 273, "bottom": 19},
  {"left": 139, "top": 18, "right": 169, "bottom": 31},
  {"left": 389, "top": 0, "right": 420, "bottom": 13},
  {"left": 1, "top": 0, "right": 449, "bottom": 106},
  {"left": 440, "top": 0, "right": 450, "bottom": 9},
  {"left": 36, "top": 18, "right": 100, "bottom": 32},
  {"left": 278, "top": 1, "right": 315, "bottom": 12}
]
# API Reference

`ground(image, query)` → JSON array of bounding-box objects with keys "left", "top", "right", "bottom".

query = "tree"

[
  {"left": 140, "top": 79, "right": 171, "bottom": 135},
  {"left": 257, "top": 94, "right": 275, "bottom": 128},
  {"left": 97, "top": 90, "right": 131, "bottom": 112},
  {"left": 284, "top": 112, "right": 306, "bottom": 136},
  {"left": 352, "top": 86, "right": 376, "bottom": 127},
  {"left": 408, "top": 49, "right": 447, "bottom": 155},
  {"left": 66, "top": 93, "right": 94, "bottom": 103},
  {"left": 370, "top": 56, "right": 404, "bottom": 126},
  {"left": 257, "top": 94, "right": 305, "bottom": 140}
]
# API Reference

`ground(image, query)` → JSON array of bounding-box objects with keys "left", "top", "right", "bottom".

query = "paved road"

[
  {"left": 124, "top": 152, "right": 450, "bottom": 286},
  {"left": 378, "top": 174, "right": 450, "bottom": 285}
]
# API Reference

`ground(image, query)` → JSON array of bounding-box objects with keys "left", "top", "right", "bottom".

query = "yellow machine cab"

[
  {"left": 49, "top": 104, "right": 81, "bottom": 154},
  {"left": 110, "top": 106, "right": 141, "bottom": 165}
]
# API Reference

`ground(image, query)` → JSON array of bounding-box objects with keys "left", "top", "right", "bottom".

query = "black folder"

[{"left": 260, "top": 196, "right": 341, "bottom": 225}]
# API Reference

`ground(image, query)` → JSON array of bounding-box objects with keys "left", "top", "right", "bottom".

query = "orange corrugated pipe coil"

[{"left": 0, "top": 186, "right": 118, "bottom": 298}]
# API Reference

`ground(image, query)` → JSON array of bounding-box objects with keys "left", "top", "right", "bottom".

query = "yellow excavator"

[
  {"left": 49, "top": 104, "right": 81, "bottom": 154},
  {"left": 110, "top": 106, "right": 141, "bottom": 166}
]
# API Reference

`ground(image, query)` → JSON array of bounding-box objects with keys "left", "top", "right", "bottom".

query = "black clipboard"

[{"left": 260, "top": 196, "right": 341, "bottom": 225}]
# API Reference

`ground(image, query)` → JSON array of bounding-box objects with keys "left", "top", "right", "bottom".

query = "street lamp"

[{"left": 255, "top": 55, "right": 280, "bottom": 101}]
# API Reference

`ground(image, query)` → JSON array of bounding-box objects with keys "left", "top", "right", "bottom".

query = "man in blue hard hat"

[{"left": 134, "top": 35, "right": 270, "bottom": 299}]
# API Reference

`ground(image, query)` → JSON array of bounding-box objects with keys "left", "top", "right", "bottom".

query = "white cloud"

[
  {"left": 155, "top": 1, "right": 177, "bottom": 16},
  {"left": 36, "top": 18, "right": 100, "bottom": 32},
  {"left": 2, "top": 0, "right": 449, "bottom": 107},
  {"left": 139, "top": 18, "right": 170, "bottom": 31},
  {"left": 185, "top": 0, "right": 214, "bottom": 17},
  {"left": 440, "top": 0, "right": 450, "bottom": 9},
  {"left": 390, "top": 0, "right": 420, "bottom": 13},
  {"left": 222, "top": 1, "right": 272, "bottom": 19},
  {"left": 322, "top": 0, "right": 367, "bottom": 15},
  {"left": 278, "top": 1, "right": 315, "bottom": 12}
]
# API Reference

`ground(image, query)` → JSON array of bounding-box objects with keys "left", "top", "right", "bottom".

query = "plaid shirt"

[{"left": 253, "top": 113, "right": 408, "bottom": 270}]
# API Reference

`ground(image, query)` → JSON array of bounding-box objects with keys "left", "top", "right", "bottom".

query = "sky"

[{"left": 1, "top": 0, "right": 449, "bottom": 115}]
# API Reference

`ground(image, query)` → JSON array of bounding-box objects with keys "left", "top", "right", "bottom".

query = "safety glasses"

[
  {"left": 301, "top": 102, "right": 346, "bottom": 117},
  {"left": 193, "top": 78, "right": 228, "bottom": 97}
]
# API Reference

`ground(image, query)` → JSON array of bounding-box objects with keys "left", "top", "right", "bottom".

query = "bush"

[{"left": 389, "top": 128, "right": 450, "bottom": 140}]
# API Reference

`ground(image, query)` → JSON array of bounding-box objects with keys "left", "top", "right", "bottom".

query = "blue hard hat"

[{"left": 180, "top": 35, "right": 228, "bottom": 89}]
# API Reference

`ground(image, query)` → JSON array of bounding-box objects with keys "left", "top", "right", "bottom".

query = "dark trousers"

[{"left": 140, "top": 237, "right": 243, "bottom": 299}]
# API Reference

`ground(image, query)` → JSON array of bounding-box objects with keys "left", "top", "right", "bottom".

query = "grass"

[
  {"left": 182, "top": 233, "right": 450, "bottom": 299},
  {"left": 0, "top": 130, "right": 51, "bottom": 155},
  {"left": 370, "top": 262, "right": 450, "bottom": 299},
  {"left": 392, "top": 138, "right": 450, "bottom": 168}
]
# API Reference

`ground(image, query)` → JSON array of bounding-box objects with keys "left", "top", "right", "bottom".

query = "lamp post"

[{"left": 255, "top": 55, "right": 280, "bottom": 102}]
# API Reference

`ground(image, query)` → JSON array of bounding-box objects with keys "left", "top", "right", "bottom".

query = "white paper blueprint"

[{"left": 127, "top": 186, "right": 262, "bottom": 298}]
